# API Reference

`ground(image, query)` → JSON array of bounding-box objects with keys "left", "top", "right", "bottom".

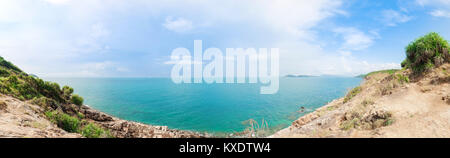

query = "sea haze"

[{"left": 46, "top": 77, "right": 362, "bottom": 135}]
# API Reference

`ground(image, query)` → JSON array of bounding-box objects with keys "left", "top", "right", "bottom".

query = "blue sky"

[{"left": 0, "top": 0, "right": 449, "bottom": 77}]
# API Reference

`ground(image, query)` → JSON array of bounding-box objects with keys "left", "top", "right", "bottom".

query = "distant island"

[{"left": 355, "top": 69, "right": 399, "bottom": 78}]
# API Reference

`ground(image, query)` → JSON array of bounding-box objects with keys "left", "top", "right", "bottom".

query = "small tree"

[
  {"left": 71, "top": 94, "right": 84, "bottom": 106},
  {"left": 402, "top": 32, "right": 450, "bottom": 73}
]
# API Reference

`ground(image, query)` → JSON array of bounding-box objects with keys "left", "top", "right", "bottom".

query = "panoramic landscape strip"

[{"left": 0, "top": 32, "right": 449, "bottom": 138}]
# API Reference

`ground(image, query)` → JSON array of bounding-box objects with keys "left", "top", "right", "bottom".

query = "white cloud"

[
  {"left": 381, "top": 10, "right": 412, "bottom": 26},
  {"left": 43, "top": 0, "right": 71, "bottom": 5},
  {"left": 42, "top": 61, "right": 130, "bottom": 77},
  {"left": 275, "top": 40, "right": 400, "bottom": 76},
  {"left": 430, "top": 10, "right": 450, "bottom": 18},
  {"left": 140, "top": 0, "right": 344, "bottom": 39},
  {"left": 416, "top": 0, "right": 450, "bottom": 7},
  {"left": 252, "top": 0, "right": 344, "bottom": 39},
  {"left": 416, "top": 0, "right": 450, "bottom": 18},
  {"left": 333, "top": 27, "right": 374, "bottom": 51},
  {"left": 0, "top": 0, "right": 395, "bottom": 77},
  {"left": 163, "top": 17, "right": 193, "bottom": 33}
]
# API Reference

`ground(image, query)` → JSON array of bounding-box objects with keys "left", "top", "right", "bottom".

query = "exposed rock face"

[
  {"left": 79, "top": 106, "right": 113, "bottom": 122},
  {"left": 292, "top": 113, "right": 320, "bottom": 128},
  {"left": 100, "top": 120, "right": 205, "bottom": 138}
]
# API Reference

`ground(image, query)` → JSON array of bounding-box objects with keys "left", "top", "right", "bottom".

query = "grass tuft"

[{"left": 343, "top": 86, "right": 362, "bottom": 103}]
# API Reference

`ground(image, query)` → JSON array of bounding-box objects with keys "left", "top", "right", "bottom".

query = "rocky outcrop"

[
  {"left": 79, "top": 106, "right": 113, "bottom": 122},
  {"left": 292, "top": 113, "right": 320, "bottom": 128},
  {"left": 100, "top": 120, "right": 206, "bottom": 138},
  {"left": 0, "top": 95, "right": 81, "bottom": 138}
]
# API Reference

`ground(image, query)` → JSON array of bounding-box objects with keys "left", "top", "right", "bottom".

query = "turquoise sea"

[{"left": 46, "top": 77, "right": 362, "bottom": 135}]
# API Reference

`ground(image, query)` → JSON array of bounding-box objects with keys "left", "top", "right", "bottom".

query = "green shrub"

[
  {"left": 24, "top": 76, "right": 65, "bottom": 102},
  {"left": 0, "top": 68, "right": 10, "bottom": 77},
  {"left": 45, "top": 111, "right": 81, "bottom": 133},
  {"left": 340, "top": 118, "right": 360, "bottom": 130},
  {"left": 62, "top": 86, "right": 74, "bottom": 100},
  {"left": 402, "top": 32, "right": 450, "bottom": 73},
  {"left": 77, "top": 112, "right": 85, "bottom": 119},
  {"left": 396, "top": 74, "right": 409, "bottom": 84},
  {"left": 7, "top": 75, "right": 18, "bottom": 85},
  {"left": 31, "top": 97, "right": 60, "bottom": 110},
  {"left": 41, "top": 81, "right": 64, "bottom": 102},
  {"left": 81, "top": 123, "right": 111, "bottom": 138},
  {"left": 71, "top": 94, "right": 84, "bottom": 106},
  {"left": 17, "top": 83, "right": 40, "bottom": 100}
]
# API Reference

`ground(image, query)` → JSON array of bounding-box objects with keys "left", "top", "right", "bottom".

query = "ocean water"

[{"left": 46, "top": 77, "right": 362, "bottom": 135}]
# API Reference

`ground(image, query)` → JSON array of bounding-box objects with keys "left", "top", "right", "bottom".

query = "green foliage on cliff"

[
  {"left": 0, "top": 57, "right": 22, "bottom": 72},
  {"left": 81, "top": 123, "right": 112, "bottom": 138},
  {"left": 62, "top": 85, "right": 74, "bottom": 100},
  {"left": 71, "top": 94, "right": 84, "bottom": 106},
  {"left": 0, "top": 56, "right": 79, "bottom": 105},
  {"left": 45, "top": 111, "right": 81, "bottom": 133},
  {"left": 0, "top": 56, "right": 110, "bottom": 136},
  {"left": 46, "top": 110, "right": 111, "bottom": 138},
  {"left": 402, "top": 32, "right": 450, "bottom": 73},
  {"left": 343, "top": 86, "right": 362, "bottom": 103}
]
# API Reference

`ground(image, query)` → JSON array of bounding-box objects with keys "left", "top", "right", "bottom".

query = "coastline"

[
  {"left": 268, "top": 98, "right": 344, "bottom": 138},
  {"left": 270, "top": 64, "right": 450, "bottom": 138}
]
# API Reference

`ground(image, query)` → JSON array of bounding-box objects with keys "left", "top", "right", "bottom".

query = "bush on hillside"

[
  {"left": 0, "top": 68, "right": 10, "bottom": 77},
  {"left": 402, "top": 32, "right": 450, "bottom": 73},
  {"left": 0, "top": 56, "right": 106, "bottom": 137},
  {"left": 46, "top": 110, "right": 111, "bottom": 138},
  {"left": 71, "top": 94, "right": 84, "bottom": 106},
  {"left": 81, "top": 123, "right": 112, "bottom": 138},
  {"left": 31, "top": 97, "right": 60, "bottom": 110},
  {"left": 45, "top": 111, "right": 81, "bottom": 133},
  {"left": 0, "top": 57, "right": 22, "bottom": 72},
  {"left": 62, "top": 85, "right": 74, "bottom": 100},
  {"left": 0, "top": 56, "right": 83, "bottom": 106}
]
